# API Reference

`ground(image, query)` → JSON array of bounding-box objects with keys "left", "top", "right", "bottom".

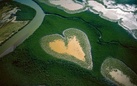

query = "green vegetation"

[
  {"left": 0, "top": 11, "right": 111, "bottom": 86},
  {"left": 0, "top": 1, "right": 36, "bottom": 21},
  {"left": 34, "top": 0, "right": 137, "bottom": 74},
  {"left": 40, "top": 28, "right": 92, "bottom": 70},
  {"left": 101, "top": 58, "right": 137, "bottom": 85},
  {"left": 0, "top": 1, "right": 36, "bottom": 45},
  {"left": 13, "top": 2, "right": 36, "bottom": 21},
  {"left": 0, "top": 0, "right": 137, "bottom": 85},
  {"left": 0, "top": 21, "right": 28, "bottom": 45}
]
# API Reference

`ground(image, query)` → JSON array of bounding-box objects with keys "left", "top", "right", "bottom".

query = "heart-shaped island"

[{"left": 40, "top": 28, "right": 93, "bottom": 70}]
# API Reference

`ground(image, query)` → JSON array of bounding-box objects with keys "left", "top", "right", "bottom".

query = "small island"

[{"left": 40, "top": 28, "right": 93, "bottom": 70}]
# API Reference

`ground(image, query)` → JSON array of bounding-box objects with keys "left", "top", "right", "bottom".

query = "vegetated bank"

[
  {"left": 0, "top": 1, "right": 36, "bottom": 46},
  {"left": 34, "top": 0, "right": 137, "bottom": 75},
  {"left": 0, "top": 13, "right": 110, "bottom": 86},
  {"left": 0, "top": 0, "right": 137, "bottom": 85}
]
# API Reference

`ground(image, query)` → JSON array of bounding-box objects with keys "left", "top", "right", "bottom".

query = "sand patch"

[
  {"left": 109, "top": 69, "right": 136, "bottom": 86},
  {"left": 101, "top": 58, "right": 137, "bottom": 86},
  {"left": 49, "top": 0, "right": 84, "bottom": 11},
  {"left": 38, "top": 0, "right": 87, "bottom": 14},
  {"left": 49, "top": 36, "right": 85, "bottom": 61}
]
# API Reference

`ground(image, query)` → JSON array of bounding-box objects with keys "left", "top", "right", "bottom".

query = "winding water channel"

[{"left": 0, "top": 0, "right": 45, "bottom": 57}]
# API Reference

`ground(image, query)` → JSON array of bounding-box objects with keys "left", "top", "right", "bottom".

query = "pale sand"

[
  {"left": 49, "top": 36, "right": 85, "bottom": 61},
  {"left": 87, "top": 0, "right": 137, "bottom": 31},
  {"left": 1, "top": 7, "right": 19, "bottom": 21},
  {"left": 0, "top": 7, "right": 25, "bottom": 24},
  {"left": 103, "top": 0, "right": 137, "bottom": 12},
  {"left": 109, "top": 69, "right": 136, "bottom": 86},
  {"left": 49, "top": 0, "right": 84, "bottom": 11}
]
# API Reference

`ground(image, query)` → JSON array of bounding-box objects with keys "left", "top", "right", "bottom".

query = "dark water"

[
  {"left": 76, "top": 0, "right": 83, "bottom": 3},
  {"left": 115, "top": 0, "right": 137, "bottom": 5}
]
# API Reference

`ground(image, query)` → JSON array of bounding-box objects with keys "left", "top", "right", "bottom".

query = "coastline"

[{"left": 87, "top": 0, "right": 137, "bottom": 39}]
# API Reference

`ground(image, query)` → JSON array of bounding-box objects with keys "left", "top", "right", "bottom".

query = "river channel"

[{"left": 0, "top": 0, "right": 45, "bottom": 57}]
